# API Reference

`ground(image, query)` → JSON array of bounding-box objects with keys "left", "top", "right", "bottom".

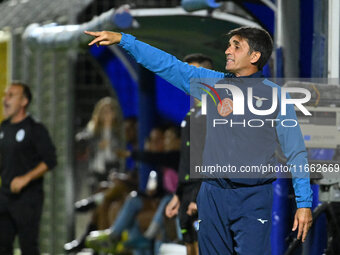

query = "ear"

[
  {"left": 21, "top": 97, "right": 28, "bottom": 108},
  {"left": 250, "top": 51, "right": 261, "bottom": 64}
]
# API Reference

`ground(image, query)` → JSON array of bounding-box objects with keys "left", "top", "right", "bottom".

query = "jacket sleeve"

[
  {"left": 118, "top": 33, "right": 225, "bottom": 99},
  {"left": 275, "top": 89, "right": 313, "bottom": 208}
]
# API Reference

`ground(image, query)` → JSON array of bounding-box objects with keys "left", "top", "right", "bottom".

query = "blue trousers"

[{"left": 197, "top": 181, "right": 273, "bottom": 255}]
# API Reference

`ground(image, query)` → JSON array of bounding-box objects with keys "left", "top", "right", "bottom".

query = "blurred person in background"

[
  {"left": 165, "top": 53, "right": 212, "bottom": 255},
  {"left": 76, "top": 97, "right": 123, "bottom": 191},
  {"left": 65, "top": 97, "right": 123, "bottom": 253},
  {"left": 97, "top": 117, "right": 139, "bottom": 228},
  {"left": 65, "top": 117, "right": 138, "bottom": 253},
  {"left": 0, "top": 82, "right": 57, "bottom": 255},
  {"left": 86, "top": 126, "right": 181, "bottom": 255}
]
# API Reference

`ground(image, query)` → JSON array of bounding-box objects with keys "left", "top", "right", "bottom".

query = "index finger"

[{"left": 84, "top": 31, "right": 101, "bottom": 37}]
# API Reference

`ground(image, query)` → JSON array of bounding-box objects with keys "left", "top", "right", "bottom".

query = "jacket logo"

[
  {"left": 16, "top": 129, "right": 25, "bottom": 142},
  {"left": 257, "top": 218, "right": 268, "bottom": 224},
  {"left": 193, "top": 219, "right": 202, "bottom": 231},
  {"left": 253, "top": 96, "right": 268, "bottom": 107}
]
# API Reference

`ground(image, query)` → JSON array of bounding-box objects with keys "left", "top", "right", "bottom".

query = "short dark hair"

[
  {"left": 183, "top": 53, "right": 214, "bottom": 69},
  {"left": 227, "top": 27, "right": 273, "bottom": 70},
  {"left": 11, "top": 81, "right": 32, "bottom": 107}
]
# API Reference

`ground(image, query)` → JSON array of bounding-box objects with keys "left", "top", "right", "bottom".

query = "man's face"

[
  {"left": 164, "top": 129, "right": 180, "bottom": 151},
  {"left": 225, "top": 35, "right": 258, "bottom": 76},
  {"left": 3, "top": 85, "right": 27, "bottom": 119},
  {"left": 149, "top": 129, "right": 164, "bottom": 152}
]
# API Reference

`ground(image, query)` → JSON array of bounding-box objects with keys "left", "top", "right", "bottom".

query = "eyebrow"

[
  {"left": 227, "top": 39, "right": 241, "bottom": 47},
  {"left": 232, "top": 40, "right": 240, "bottom": 46}
]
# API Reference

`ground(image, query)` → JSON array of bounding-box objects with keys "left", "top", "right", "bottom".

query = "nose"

[{"left": 225, "top": 46, "right": 232, "bottom": 55}]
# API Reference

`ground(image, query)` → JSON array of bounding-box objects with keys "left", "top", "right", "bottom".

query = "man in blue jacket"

[{"left": 85, "top": 27, "right": 313, "bottom": 255}]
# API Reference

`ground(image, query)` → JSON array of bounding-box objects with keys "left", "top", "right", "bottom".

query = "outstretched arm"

[{"left": 84, "top": 31, "right": 225, "bottom": 98}]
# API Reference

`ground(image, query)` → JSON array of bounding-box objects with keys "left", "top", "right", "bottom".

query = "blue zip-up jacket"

[{"left": 118, "top": 33, "right": 312, "bottom": 208}]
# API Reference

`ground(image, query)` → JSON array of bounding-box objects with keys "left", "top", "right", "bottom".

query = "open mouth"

[{"left": 3, "top": 103, "right": 10, "bottom": 111}]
